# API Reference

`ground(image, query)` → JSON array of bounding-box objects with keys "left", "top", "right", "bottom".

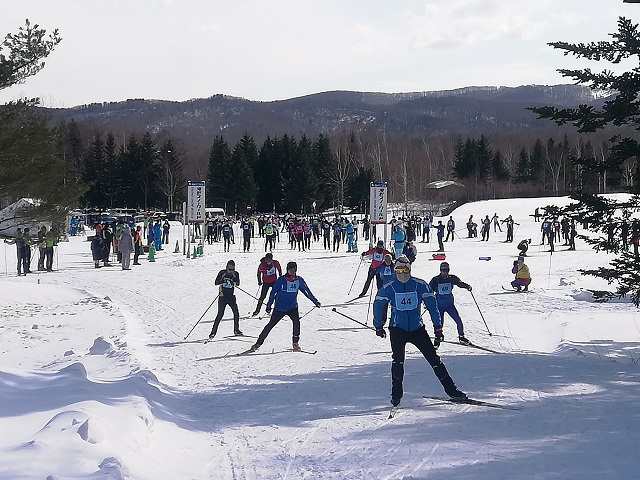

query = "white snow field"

[{"left": 1, "top": 195, "right": 639, "bottom": 480}]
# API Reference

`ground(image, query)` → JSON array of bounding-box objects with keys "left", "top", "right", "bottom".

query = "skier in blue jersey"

[
  {"left": 373, "top": 256, "right": 467, "bottom": 407},
  {"left": 251, "top": 261, "right": 321, "bottom": 352},
  {"left": 429, "top": 261, "right": 472, "bottom": 346}
]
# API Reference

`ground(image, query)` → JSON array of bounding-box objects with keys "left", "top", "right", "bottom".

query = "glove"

[
  {"left": 434, "top": 327, "right": 444, "bottom": 347},
  {"left": 266, "top": 306, "right": 272, "bottom": 314},
  {"left": 467, "top": 286, "right": 472, "bottom": 292},
  {"left": 361, "top": 252, "right": 366, "bottom": 257},
  {"left": 376, "top": 328, "right": 386, "bottom": 338},
  {"left": 315, "top": 301, "right": 321, "bottom": 308},
  {"left": 258, "top": 280, "right": 262, "bottom": 286}
]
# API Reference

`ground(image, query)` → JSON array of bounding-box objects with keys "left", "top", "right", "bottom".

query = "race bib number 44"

[{"left": 395, "top": 291, "right": 418, "bottom": 311}]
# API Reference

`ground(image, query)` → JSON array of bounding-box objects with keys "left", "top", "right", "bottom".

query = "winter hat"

[
  {"left": 265, "top": 252, "right": 273, "bottom": 260},
  {"left": 440, "top": 261, "right": 450, "bottom": 271},
  {"left": 383, "top": 253, "right": 393, "bottom": 263},
  {"left": 395, "top": 255, "right": 411, "bottom": 270},
  {"left": 377, "top": 240, "right": 384, "bottom": 248},
  {"left": 226, "top": 260, "right": 235, "bottom": 268},
  {"left": 286, "top": 261, "right": 297, "bottom": 271}
]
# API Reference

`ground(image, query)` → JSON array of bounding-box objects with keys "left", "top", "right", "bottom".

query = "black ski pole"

[
  {"left": 299, "top": 305, "right": 317, "bottom": 320},
  {"left": 236, "top": 285, "right": 260, "bottom": 301},
  {"left": 331, "top": 307, "right": 375, "bottom": 330},
  {"left": 184, "top": 293, "right": 219, "bottom": 340},
  {"left": 348, "top": 257, "right": 365, "bottom": 296},
  {"left": 469, "top": 290, "right": 492, "bottom": 336}
]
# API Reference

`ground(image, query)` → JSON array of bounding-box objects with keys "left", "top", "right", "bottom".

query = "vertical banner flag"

[
  {"left": 187, "top": 181, "right": 205, "bottom": 223},
  {"left": 370, "top": 182, "right": 388, "bottom": 224}
]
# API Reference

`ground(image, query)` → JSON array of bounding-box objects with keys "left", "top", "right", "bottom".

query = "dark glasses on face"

[
  {"left": 440, "top": 268, "right": 449, "bottom": 272},
  {"left": 395, "top": 266, "right": 410, "bottom": 274}
]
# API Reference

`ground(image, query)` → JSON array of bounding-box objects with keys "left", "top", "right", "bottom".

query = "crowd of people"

[{"left": 3, "top": 226, "right": 59, "bottom": 276}]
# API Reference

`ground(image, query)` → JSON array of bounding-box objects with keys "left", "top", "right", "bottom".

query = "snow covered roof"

[{"left": 425, "top": 180, "right": 466, "bottom": 189}]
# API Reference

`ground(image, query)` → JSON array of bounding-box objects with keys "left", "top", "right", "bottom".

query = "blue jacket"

[
  {"left": 374, "top": 262, "right": 395, "bottom": 286},
  {"left": 373, "top": 277, "right": 441, "bottom": 332},
  {"left": 267, "top": 274, "right": 318, "bottom": 312},
  {"left": 391, "top": 229, "right": 406, "bottom": 245}
]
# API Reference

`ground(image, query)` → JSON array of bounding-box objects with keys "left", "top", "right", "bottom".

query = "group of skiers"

[
  {"left": 3, "top": 226, "right": 59, "bottom": 275},
  {"left": 206, "top": 254, "right": 320, "bottom": 354}
]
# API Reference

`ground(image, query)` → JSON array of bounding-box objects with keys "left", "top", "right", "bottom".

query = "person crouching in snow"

[
  {"left": 511, "top": 257, "right": 531, "bottom": 292},
  {"left": 373, "top": 255, "right": 467, "bottom": 407},
  {"left": 251, "top": 261, "right": 320, "bottom": 352}
]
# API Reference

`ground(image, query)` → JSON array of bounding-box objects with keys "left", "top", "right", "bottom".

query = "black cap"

[
  {"left": 286, "top": 261, "right": 297, "bottom": 271},
  {"left": 265, "top": 252, "right": 273, "bottom": 259}
]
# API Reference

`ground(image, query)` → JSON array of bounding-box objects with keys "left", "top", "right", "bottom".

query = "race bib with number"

[
  {"left": 395, "top": 291, "right": 418, "bottom": 311},
  {"left": 286, "top": 280, "right": 300, "bottom": 293},
  {"left": 437, "top": 283, "right": 452, "bottom": 295}
]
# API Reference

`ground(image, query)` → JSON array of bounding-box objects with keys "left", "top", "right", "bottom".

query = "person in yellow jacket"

[{"left": 511, "top": 257, "right": 531, "bottom": 291}]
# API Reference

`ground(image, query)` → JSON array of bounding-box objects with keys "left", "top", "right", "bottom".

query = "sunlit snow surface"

[{"left": 1, "top": 195, "right": 639, "bottom": 479}]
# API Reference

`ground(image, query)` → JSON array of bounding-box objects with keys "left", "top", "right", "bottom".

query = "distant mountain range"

[{"left": 44, "top": 84, "right": 607, "bottom": 149}]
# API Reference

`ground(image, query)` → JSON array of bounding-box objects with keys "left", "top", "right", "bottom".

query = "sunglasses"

[
  {"left": 395, "top": 266, "right": 410, "bottom": 274},
  {"left": 227, "top": 268, "right": 235, "bottom": 271},
  {"left": 440, "top": 268, "right": 449, "bottom": 272}
]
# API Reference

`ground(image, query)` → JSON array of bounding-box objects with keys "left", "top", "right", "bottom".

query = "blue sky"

[{"left": 0, "top": 0, "right": 636, "bottom": 107}]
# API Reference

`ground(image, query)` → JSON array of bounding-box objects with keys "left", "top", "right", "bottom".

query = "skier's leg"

[
  {"left": 389, "top": 327, "right": 408, "bottom": 403},
  {"left": 412, "top": 327, "right": 464, "bottom": 398},
  {"left": 209, "top": 298, "right": 228, "bottom": 337},
  {"left": 255, "top": 309, "right": 286, "bottom": 345},
  {"left": 288, "top": 308, "right": 301, "bottom": 344}
]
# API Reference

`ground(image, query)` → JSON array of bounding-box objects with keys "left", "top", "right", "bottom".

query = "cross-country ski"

[{"left": 423, "top": 396, "right": 522, "bottom": 411}]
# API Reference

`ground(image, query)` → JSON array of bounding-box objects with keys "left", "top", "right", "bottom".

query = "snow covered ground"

[{"left": 1, "top": 196, "right": 639, "bottom": 480}]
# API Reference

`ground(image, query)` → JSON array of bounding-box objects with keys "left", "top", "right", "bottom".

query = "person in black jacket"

[{"left": 209, "top": 260, "right": 243, "bottom": 338}]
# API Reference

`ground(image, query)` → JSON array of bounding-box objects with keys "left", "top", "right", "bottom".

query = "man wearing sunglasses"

[
  {"left": 373, "top": 256, "right": 467, "bottom": 407},
  {"left": 209, "top": 260, "right": 243, "bottom": 338},
  {"left": 429, "top": 261, "right": 472, "bottom": 346}
]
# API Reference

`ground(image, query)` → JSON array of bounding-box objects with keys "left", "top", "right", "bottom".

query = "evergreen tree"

[
  {"left": 529, "top": 138, "right": 546, "bottom": 187},
  {"left": 231, "top": 138, "right": 258, "bottom": 212},
  {"left": 530, "top": 16, "right": 640, "bottom": 305},
  {"left": 255, "top": 136, "right": 283, "bottom": 212},
  {"left": 312, "top": 134, "right": 334, "bottom": 210},
  {"left": 118, "top": 134, "right": 140, "bottom": 208},
  {"left": 103, "top": 132, "right": 120, "bottom": 208},
  {"left": 514, "top": 147, "right": 530, "bottom": 183},
  {"left": 491, "top": 150, "right": 510, "bottom": 182},
  {"left": 0, "top": 20, "right": 77, "bottom": 230},
  {"left": 207, "top": 136, "right": 233, "bottom": 210},
  {"left": 283, "top": 135, "right": 317, "bottom": 214},
  {"left": 81, "top": 133, "right": 105, "bottom": 207}
]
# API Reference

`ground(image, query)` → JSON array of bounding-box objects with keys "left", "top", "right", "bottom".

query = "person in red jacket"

[
  {"left": 253, "top": 252, "right": 283, "bottom": 316},
  {"left": 358, "top": 240, "right": 393, "bottom": 297}
]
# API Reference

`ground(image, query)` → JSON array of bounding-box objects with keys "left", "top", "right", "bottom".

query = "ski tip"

[{"left": 331, "top": 307, "right": 337, "bottom": 311}]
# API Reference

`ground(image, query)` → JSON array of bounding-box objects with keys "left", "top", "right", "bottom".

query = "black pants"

[
  {"left": 254, "top": 282, "right": 274, "bottom": 314},
  {"left": 45, "top": 247, "right": 54, "bottom": 270},
  {"left": 243, "top": 235, "right": 251, "bottom": 252},
  {"left": 265, "top": 235, "right": 275, "bottom": 251},
  {"left": 360, "top": 268, "right": 382, "bottom": 296},
  {"left": 256, "top": 308, "right": 300, "bottom": 345},
  {"left": 210, "top": 295, "right": 240, "bottom": 335},
  {"left": 437, "top": 236, "right": 444, "bottom": 252},
  {"left": 389, "top": 326, "right": 461, "bottom": 401}
]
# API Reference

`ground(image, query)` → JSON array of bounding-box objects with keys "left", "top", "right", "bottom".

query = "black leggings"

[
  {"left": 210, "top": 295, "right": 240, "bottom": 335},
  {"left": 389, "top": 326, "right": 460, "bottom": 400},
  {"left": 256, "top": 308, "right": 300, "bottom": 345}
]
